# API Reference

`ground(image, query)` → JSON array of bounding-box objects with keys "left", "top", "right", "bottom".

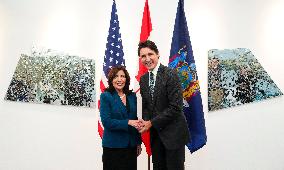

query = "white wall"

[{"left": 0, "top": 0, "right": 284, "bottom": 169}]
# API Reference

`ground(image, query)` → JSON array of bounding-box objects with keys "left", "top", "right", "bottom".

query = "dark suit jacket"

[
  {"left": 100, "top": 91, "right": 142, "bottom": 148},
  {"left": 140, "top": 64, "right": 190, "bottom": 150}
]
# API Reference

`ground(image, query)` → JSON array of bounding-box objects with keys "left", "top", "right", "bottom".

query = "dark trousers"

[
  {"left": 103, "top": 147, "right": 137, "bottom": 170},
  {"left": 151, "top": 130, "right": 185, "bottom": 170}
]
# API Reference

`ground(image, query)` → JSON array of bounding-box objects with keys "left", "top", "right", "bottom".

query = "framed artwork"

[
  {"left": 208, "top": 48, "right": 282, "bottom": 111},
  {"left": 5, "top": 47, "right": 96, "bottom": 108}
]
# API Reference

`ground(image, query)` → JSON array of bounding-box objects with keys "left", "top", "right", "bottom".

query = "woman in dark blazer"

[{"left": 100, "top": 66, "right": 142, "bottom": 170}]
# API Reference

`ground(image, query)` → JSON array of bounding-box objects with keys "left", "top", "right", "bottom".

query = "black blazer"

[{"left": 140, "top": 64, "right": 190, "bottom": 150}]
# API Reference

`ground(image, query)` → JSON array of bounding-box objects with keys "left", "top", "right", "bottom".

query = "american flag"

[{"left": 98, "top": 0, "right": 125, "bottom": 138}]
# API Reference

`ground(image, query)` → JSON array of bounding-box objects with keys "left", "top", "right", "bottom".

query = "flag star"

[
  {"left": 116, "top": 60, "right": 118, "bottom": 64},
  {"left": 114, "top": 20, "right": 117, "bottom": 23},
  {"left": 103, "top": 62, "right": 106, "bottom": 66},
  {"left": 109, "top": 57, "right": 113, "bottom": 62},
  {"left": 121, "top": 62, "right": 124, "bottom": 66},
  {"left": 118, "top": 38, "right": 121, "bottom": 41},
  {"left": 112, "top": 27, "right": 116, "bottom": 31},
  {"left": 116, "top": 45, "right": 120, "bottom": 48},
  {"left": 112, "top": 35, "right": 116, "bottom": 38},
  {"left": 111, "top": 43, "right": 114, "bottom": 46},
  {"left": 116, "top": 53, "right": 120, "bottom": 56},
  {"left": 110, "top": 50, "right": 113, "bottom": 54}
]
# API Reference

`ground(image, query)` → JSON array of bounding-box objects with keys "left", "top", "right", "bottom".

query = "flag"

[
  {"left": 98, "top": 0, "right": 125, "bottom": 138},
  {"left": 169, "top": 0, "right": 207, "bottom": 153},
  {"left": 135, "top": 0, "right": 152, "bottom": 83},
  {"left": 134, "top": 0, "right": 152, "bottom": 156}
]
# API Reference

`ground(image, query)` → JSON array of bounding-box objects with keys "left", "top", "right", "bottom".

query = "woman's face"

[{"left": 112, "top": 70, "right": 126, "bottom": 92}]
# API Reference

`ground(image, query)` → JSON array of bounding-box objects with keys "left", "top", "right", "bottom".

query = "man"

[{"left": 138, "top": 40, "right": 190, "bottom": 170}]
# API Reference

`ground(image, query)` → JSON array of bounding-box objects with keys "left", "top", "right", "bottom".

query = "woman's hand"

[{"left": 128, "top": 120, "right": 143, "bottom": 130}]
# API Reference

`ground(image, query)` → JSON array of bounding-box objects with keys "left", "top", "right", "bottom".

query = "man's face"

[{"left": 139, "top": 47, "right": 159, "bottom": 71}]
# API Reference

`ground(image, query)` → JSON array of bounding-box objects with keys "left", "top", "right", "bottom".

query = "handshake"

[{"left": 128, "top": 119, "right": 152, "bottom": 133}]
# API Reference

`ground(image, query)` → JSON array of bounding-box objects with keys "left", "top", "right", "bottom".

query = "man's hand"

[
  {"left": 139, "top": 120, "right": 152, "bottom": 133},
  {"left": 128, "top": 120, "right": 141, "bottom": 129}
]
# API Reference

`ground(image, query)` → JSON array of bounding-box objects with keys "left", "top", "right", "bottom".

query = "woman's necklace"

[{"left": 119, "top": 93, "right": 126, "bottom": 99}]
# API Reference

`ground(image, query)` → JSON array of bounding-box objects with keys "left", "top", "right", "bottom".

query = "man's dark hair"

[
  {"left": 138, "top": 40, "right": 159, "bottom": 56},
  {"left": 105, "top": 66, "right": 132, "bottom": 94}
]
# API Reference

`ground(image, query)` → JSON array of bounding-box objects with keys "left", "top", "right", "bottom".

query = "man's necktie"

[{"left": 149, "top": 72, "right": 154, "bottom": 100}]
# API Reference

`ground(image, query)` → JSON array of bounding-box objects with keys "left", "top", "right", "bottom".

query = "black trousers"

[
  {"left": 103, "top": 147, "right": 137, "bottom": 170},
  {"left": 151, "top": 130, "right": 185, "bottom": 170}
]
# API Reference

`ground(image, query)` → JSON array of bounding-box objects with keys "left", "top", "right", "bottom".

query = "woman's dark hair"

[
  {"left": 138, "top": 40, "right": 159, "bottom": 56},
  {"left": 105, "top": 66, "right": 132, "bottom": 94}
]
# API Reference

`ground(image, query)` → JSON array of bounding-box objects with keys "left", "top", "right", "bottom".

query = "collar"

[
  {"left": 148, "top": 61, "right": 161, "bottom": 76},
  {"left": 113, "top": 90, "right": 125, "bottom": 97}
]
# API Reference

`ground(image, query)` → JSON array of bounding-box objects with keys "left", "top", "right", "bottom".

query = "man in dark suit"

[{"left": 138, "top": 40, "right": 190, "bottom": 170}]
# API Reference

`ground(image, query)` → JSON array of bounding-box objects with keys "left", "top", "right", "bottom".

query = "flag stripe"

[
  {"left": 100, "top": 80, "right": 106, "bottom": 92},
  {"left": 98, "top": 121, "right": 104, "bottom": 138}
]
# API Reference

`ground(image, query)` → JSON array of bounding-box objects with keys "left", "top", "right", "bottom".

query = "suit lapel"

[
  {"left": 113, "top": 92, "right": 127, "bottom": 113},
  {"left": 142, "top": 73, "right": 151, "bottom": 101}
]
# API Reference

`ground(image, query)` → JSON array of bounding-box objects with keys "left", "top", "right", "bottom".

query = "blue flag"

[
  {"left": 98, "top": 0, "right": 125, "bottom": 138},
  {"left": 102, "top": 0, "right": 125, "bottom": 76},
  {"left": 169, "top": 0, "right": 207, "bottom": 153}
]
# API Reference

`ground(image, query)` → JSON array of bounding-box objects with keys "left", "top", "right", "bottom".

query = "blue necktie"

[{"left": 149, "top": 72, "right": 154, "bottom": 100}]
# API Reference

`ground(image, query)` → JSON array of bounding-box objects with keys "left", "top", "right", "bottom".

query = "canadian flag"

[{"left": 134, "top": 0, "right": 152, "bottom": 156}]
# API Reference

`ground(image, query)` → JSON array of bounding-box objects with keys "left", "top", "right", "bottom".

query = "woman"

[{"left": 100, "top": 66, "right": 142, "bottom": 170}]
